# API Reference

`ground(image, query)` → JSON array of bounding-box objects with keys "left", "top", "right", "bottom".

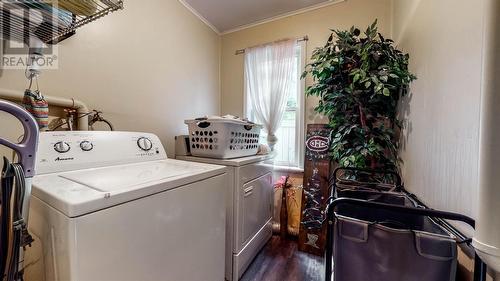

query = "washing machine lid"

[
  {"left": 32, "top": 159, "right": 226, "bottom": 217},
  {"left": 176, "top": 154, "right": 275, "bottom": 167}
]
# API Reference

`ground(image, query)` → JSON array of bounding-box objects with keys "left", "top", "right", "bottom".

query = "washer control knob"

[
  {"left": 80, "top": 141, "right": 94, "bottom": 152},
  {"left": 137, "top": 137, "right": 153, "bottom": 151},
  {"left": 54, "top": 141, "right": 71, "bottom": 153}
]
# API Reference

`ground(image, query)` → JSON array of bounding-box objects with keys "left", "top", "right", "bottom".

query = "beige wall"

[
  {"left": 0, "top": 0, "right": 220, "bottom": 158},
  {"left": 220, "top": 0, "right": 392, "bottom": 123},
  {"left": 393, "top": 0, "right": 484, "bottom": 223}
]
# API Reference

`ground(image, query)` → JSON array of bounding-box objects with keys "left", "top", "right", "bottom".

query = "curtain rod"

[{"left": 235, "top": 36, "right": 308, "bottom": 55}]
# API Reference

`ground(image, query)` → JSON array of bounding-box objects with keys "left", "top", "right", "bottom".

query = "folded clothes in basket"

[{"left": 333, "top": 203, "right": 457, "bottom": 281}]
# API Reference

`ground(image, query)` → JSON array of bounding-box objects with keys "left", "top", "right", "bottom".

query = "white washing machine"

[
  {"left": 176, "top": 155, "right": 273, "bottom": 281},
  {"left": 25, "top": 131, "right": 228, "bottom": 281}
]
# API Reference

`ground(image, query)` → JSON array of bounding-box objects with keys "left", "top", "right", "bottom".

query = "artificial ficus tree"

[{"left": 302, "top": 20, "right": 416, "bottom": 169}]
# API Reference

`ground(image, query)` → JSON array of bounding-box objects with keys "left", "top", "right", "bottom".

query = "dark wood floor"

[{"left": 240, "top": 236, "right": 324, "bottom": 281}]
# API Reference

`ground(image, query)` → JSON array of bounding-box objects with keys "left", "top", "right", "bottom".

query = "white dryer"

[
  {"left": 176, "top": 155, "right": 273, "bottom": 281},
  {"left": 25, "top": 131, "right": 228, "bottom": 281}
]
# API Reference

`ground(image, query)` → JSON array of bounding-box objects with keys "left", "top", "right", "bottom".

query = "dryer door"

[{"left": 237, "top": 172, "right": 273, "bottom": 250}]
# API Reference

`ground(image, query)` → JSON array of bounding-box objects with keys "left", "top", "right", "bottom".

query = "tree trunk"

[
  {"left": 358, "top": 104, "right": 367, "bottom": 128},
  {"left": 280, "top": 177, "right": 289, "bottom": 239}
]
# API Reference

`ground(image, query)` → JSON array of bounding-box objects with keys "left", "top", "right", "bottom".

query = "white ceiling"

[{"left": 181, "top": 0, "right": 335, "bottom": 34}]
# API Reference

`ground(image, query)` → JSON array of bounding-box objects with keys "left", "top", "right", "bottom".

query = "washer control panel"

[{"left": 37, "top": 131, "right": 167, "bottom": 175}]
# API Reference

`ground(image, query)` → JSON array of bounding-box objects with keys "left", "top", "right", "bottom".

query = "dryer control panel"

[{"left": 36, "top": 131, "right": 167, "bottom": 175}]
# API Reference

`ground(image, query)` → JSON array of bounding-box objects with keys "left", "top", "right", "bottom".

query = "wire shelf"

[{"left": 0, "top": 0, "right": 123, "bottom": 44}]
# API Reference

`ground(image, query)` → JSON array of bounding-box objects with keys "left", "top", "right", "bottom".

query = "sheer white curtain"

[{"left": 244, "top": 39, "right": 297, "bottom": 149}]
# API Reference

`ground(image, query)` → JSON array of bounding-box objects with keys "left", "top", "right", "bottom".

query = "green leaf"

[{"left": 383, "top": 88, "right": 390, "bottom": 96}]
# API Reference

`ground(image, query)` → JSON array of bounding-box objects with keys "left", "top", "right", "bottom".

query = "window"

[{"left": 245, "top": 42, "right": 305, "bottom": 168}]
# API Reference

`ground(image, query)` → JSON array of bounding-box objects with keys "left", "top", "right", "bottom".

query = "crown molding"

[
  {"left": 221, "top": 0, "right": 347, "bottom": 35},
  {"left": 178, "top": 0, "right": 221, "bottom": 35}
]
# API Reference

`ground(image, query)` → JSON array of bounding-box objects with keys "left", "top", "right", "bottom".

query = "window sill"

[{"left": 272, "top": 165, "right": 304, "bottom": 174}]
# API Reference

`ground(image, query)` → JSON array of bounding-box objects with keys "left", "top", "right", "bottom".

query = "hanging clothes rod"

[{"left": 235, "top": 35, "right": 308, "bottom": 55}]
